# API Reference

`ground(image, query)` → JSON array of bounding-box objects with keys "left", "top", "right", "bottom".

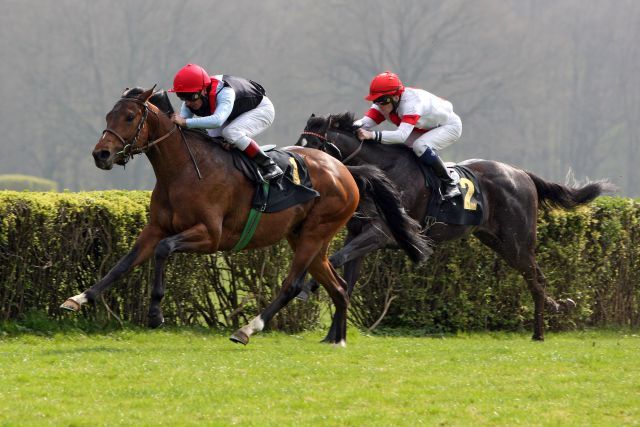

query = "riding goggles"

[
  {"left": 373, "top": 95, "right": 394, "bottom": 105},
  {"left": 177, "top": 92, "right": 202, "bottom": 102}
]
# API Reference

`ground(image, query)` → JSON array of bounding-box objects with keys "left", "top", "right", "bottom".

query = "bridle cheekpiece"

[{"left": 102, "top": 96, "right": 177, "bottom": 165}]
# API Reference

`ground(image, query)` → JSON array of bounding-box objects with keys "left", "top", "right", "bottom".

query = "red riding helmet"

[
  {"left": 169, "top": 63, "right": 211, "bottom": 93},
  {"left": 365, "top": 71, "right": 405, "bottom": 101}
]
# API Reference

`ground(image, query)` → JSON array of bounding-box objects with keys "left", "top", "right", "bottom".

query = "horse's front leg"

[
  {"left": 146, "top": 224, "right": 216, "bottom": 328},
  {"left": 60, "top": 225, "right": 165, "bottom": 312}
]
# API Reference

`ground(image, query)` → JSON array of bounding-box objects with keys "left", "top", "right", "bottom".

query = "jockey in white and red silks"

[
  {"left": 355, "top": 71, "right": 462, "bottom": 199},
  {"left": 169, "top": 63, "right": 283, "bottom": 181}
]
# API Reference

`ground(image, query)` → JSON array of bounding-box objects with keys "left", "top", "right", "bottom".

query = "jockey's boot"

[
  {"left": 245, "top": 139, "right": 283, "bottom": 181},
  {"left": 254, "top": 150, "right": 284, "bottom": 181},
  {"left": 419, "top": 149, "right": 461, "bottom": 200}
]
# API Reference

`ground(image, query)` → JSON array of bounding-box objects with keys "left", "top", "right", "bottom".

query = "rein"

[
  {"left": 103, "top": 97, "right": 178, "bottom": 164},
  {"left": 103, "top": 96, "right": 202, "bottom": 179}
]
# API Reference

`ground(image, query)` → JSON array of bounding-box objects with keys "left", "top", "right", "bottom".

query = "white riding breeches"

[
  {"left": 408, "top": 112, "right": 462, "bottom": 157},
  {"left": 207, "top": 96, "right": 275, "bottom": 151}
]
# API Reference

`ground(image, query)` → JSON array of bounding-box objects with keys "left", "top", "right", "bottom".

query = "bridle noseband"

[{"left": 102, "top": 97, "right": 177, "bottom": 164}]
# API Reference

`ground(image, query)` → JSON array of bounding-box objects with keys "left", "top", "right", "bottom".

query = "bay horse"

[
  {"left": 296, "top": 112, "right": 614, "bottom": 341},
  {"left": 60, "top": 88, "right": 429, "bottom": 346}
]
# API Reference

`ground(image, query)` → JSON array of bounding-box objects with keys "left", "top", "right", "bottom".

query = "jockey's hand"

[
  {"left": 357, "top": 128, "right": 374, "bottom": 141},
  {"left": 171, "top": 114, "right": 187, "bottom": 127}
]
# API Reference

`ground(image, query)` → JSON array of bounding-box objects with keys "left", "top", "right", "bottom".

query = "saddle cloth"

[
  {"left": 232, "top": 146, "right": 320, "bottom": 213},
  {"left": 421, "top": 163, "right": 484, "bottom": 226}
]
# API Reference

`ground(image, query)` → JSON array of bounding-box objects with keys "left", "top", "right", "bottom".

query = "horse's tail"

[
  {"left": 525, "top": 171, "right": 615, "bottom": 209},
  {"left": 347, "top": 164, "right": 432, "bottom": 263}
]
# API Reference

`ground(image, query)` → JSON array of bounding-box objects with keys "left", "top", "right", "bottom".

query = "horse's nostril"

[{"left": 93, "top": 150, "right": 111, "bottom": 161}]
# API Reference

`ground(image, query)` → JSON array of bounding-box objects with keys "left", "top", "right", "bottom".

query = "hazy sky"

[{"left": 1, "top": 0, "right": 638, "bottom": 195}]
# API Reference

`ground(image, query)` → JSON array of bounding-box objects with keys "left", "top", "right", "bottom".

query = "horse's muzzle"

[{"left": 93, "top": 149, "right": 114, "bottom": 170}]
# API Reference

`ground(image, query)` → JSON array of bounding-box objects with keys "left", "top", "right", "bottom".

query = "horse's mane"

[
  {"left": 328, "top": 112, "right": 359, "bottom": 133},
  {"left": 306, "top": 112, "right": 359, "bottom": 135},
  {"left": 306, "top": 112, "right": 418, "bottom": 161}
]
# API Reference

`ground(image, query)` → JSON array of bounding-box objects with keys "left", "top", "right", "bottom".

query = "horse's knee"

[{"left": 154, "top": 238, "right": 173, "bottom": 260}]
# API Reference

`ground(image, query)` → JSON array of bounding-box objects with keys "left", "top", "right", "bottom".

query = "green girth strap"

[{"left": 232, "top": 182, "right": 270, "bottom": 251}]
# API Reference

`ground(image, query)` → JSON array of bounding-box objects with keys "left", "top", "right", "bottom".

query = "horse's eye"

[{"left": 126, "top": 113, "right": 135, "bottom": 122}]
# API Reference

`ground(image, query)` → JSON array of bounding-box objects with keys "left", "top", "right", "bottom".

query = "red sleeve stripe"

[
  {"left": 401, "top": 114, "right": 420, "bottom": 125},
  {"left": 365, "top": 108, "right": 385, "bottom": 124}
]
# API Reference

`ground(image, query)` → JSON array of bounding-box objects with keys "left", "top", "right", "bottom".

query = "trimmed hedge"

[
  {"left": 1, "top": 191, "right": 639, "bottom": 333},
  {"left": 350, "top": 197, "right": 640, "bottom": 332},
  {"left": 0, "top": 191, "right": 320, "bottom": 332}
]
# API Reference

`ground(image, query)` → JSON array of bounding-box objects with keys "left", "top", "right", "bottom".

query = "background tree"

[{"left": 0, "top": 0, "right": 638, "bottom": 195}]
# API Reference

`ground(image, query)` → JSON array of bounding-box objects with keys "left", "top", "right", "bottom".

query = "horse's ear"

[
  {"left": 310, "top": 113, "right": 315, "bottom": 118},
  {"left": 142, "top": 85, "right": 157, "bottom": 102},
  {"left": 122, "top": 87, "right": 130, "bottom": 96}
]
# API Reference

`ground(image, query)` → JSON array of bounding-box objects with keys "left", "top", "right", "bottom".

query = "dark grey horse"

[{"left": 296, "top": 112, "right": 613, "bottom": 341}]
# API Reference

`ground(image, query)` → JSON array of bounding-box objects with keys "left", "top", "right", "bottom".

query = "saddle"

[
  {"left": 419, "top": 162, "right": 484, "bottom": 226},
  {"left": 231, "top": 145, "right": 320, "bottom": 213}
]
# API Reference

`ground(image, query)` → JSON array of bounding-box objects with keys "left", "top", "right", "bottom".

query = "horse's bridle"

[
  {"left": 300, "top": 118, "right": 364, "bottom": 164},
  {"left": 102, "top": 97, "right": 178, "bottom": 164}
]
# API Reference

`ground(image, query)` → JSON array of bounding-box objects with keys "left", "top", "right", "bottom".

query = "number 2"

[{"left": 459, "top": 178, "right": 477, "bottom": 211}]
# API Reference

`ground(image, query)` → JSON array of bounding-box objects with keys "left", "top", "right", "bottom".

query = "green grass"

[{"left": 1, "top": 327, "right": 639, "bottom": 426}]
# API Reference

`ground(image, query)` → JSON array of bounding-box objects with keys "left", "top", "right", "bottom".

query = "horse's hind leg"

[
  {"left": 230, "top": 236, "right": 324, "bottom": 345},
  {"left": 535, "top": 265, "right": 576, "bottom": 314},
  {"left": 474, "top": 231, "right": 547, "bottom": 341}
]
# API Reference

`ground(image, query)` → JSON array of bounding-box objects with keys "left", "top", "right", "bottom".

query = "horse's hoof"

[
  {"left": 148, "top": 317, "right": 164, "bottom": 329},
  {"left": 229, "top": 330, "right": 249, "bottom": 345},
  {"left": 560, "top": 298, "right": 577, "bottom": 312},
  {"left": 295, "top": 290, "right": 309, "bottom": 302},
  {"left": 60, "top": 299, "right": 80, "bottom": 312}
]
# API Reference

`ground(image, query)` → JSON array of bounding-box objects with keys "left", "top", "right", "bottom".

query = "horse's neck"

[
  {"left": 337, "top": 134, "right": 397, "bottom": 169},
  {"left": 336, "top": 132, "right": 430, "bottom": 220},
  {"left": 146, "top": 117, "right": 230, "bottom": 184}
]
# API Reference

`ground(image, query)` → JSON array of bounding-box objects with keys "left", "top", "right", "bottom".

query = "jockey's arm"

[
  {"left": 353, "top": 115, "right": 378, "bottom": 130},
  {"left": 180, "top": 103, "right": 194, "bottom": 119},
  {"left": 355, "top": 105, "right": 417, "bottom": 143},
  {"left": 184, "top": 87, "right": 236, "bottom": 129},
  {"left": 376, "top": 122, "right": 415, "bottom": 144}
]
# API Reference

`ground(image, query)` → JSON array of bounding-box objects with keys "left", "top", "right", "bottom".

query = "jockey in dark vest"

[{"left": 169, "top": 63, "right": 283, "bottom": 181}]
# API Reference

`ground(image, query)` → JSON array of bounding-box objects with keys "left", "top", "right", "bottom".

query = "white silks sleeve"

[
  {"left": 379, "top": 121, "right": 415, "bottom": 144},
  {"left": 184, "top": 87, "right": 236, "bottom": 129},
  {"left": 353, "top": 116, "right": 378, "bottom": 130}
]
